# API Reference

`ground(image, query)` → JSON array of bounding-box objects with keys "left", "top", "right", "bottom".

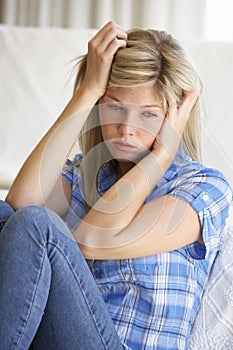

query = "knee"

[
  {"left": 0, "top": 200, "right": 14, "bottom": 221},
  {"left": 0, "top": 206, "right": 49, "bottom": 249},
  {"left": 4, "top": 206, "right": 49, "bottom": 238},
  {"left": 13, "top": 205, "right": 49, "bottom": 225},
  {"left": 9, "top": 205, "right": 73, "bottom": 241}
]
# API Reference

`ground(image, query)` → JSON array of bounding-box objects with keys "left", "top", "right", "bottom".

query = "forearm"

[
  {"left": 73, "top": 145, "right": 173, "bottom": 243},
  {"left": 6, "top": 88, "right": 98, "bottom": 209},
  {"left": 78, "top": 196, "right": 201, "bottom": 259},
  {"left": 6, "top": 22, "right": 128, "bottom": 210}
]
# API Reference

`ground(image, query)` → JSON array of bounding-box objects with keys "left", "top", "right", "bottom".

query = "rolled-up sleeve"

[
  {"left": 61, "top": 158, "right": 75, "bottom": 186},
  {"left": 61, "top": 154, "right": 87, "bottom": 232},
  {"left": 168, "top": 167, "right": 232, "bottom": 259}
]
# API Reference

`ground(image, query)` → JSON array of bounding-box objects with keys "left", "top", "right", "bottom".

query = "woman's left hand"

[{"left": 154, "top": 91, "right": 199, "bottom": 158}]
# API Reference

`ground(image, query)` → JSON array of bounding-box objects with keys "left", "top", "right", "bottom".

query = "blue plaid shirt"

[{"left": 62, "top": 148, "right": 232, "bottom": 350}]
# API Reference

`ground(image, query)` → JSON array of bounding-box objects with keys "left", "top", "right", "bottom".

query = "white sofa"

[
  {"left": 0, "top": 25, "right": 96, "bottom": 199},
  {"left": 0, "top": 25, "right": 233, "bottom": 197},
  {"left": 0, "top": 25, "right": 233, "bottom": 348}
]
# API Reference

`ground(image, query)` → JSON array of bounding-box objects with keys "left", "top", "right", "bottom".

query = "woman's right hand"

[
  {"left": 80, "top": 21, "right": 127, "bottom": 99},
  {"left": 5, "top": 22, "right": 127, "bottom": 211}
]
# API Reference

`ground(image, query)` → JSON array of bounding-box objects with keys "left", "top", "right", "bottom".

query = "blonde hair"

[{"left": 73, "top": 28, "right": 203, "bottom": 208}]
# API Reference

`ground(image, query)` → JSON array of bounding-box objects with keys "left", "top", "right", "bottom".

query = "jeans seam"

[
  {"left": 47, "top": 240, "right": 112, "bottom": 349},
  {"left": 12, "top": 250, "right": 47, "bottom": 350}
]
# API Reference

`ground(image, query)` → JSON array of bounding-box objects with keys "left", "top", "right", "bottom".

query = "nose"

[
  {"left": 118, "top": 123, "right": 135, "bottom": 137},
  {"left": 117, "top": 113, "right": 137, "bottom": 137}
]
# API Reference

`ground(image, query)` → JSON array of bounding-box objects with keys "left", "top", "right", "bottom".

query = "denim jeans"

[{"left": 0, "top": 200, "right": 123, "bottom": 350}]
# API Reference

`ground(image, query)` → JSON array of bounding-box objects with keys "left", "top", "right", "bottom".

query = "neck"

[{"left": 117, "top": 161, "right": 135, "bottom": 178}]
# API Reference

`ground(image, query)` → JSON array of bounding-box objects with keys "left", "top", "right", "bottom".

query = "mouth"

[{"left": 113, "top": 140, "right": 137, "bottom": 152}]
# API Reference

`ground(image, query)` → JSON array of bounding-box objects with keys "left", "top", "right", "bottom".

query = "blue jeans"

[{"left": 0, "top": 201, "right": 123, "bottom": 350}]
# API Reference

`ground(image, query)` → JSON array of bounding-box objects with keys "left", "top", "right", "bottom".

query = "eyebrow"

[{"left": 105, "top": 95, "right": 163, "bottom": 109}]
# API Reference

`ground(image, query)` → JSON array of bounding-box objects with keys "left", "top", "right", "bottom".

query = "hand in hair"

[
  {"left": 154, "top": 91, "right": 199, "bottom": 159},
  {"left": 80, "top": 21, "right": 127, "bottom": 99}
]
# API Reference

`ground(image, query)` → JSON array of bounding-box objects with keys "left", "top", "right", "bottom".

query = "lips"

[{"left": 113, "top": 140, "right": 137, "bottom": 151}]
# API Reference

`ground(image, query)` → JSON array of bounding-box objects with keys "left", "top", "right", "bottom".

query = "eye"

[
  {"left": 142, "top": 111, "right": 158, "bottom": 118},
  {"left": 107, "top": 104, "right": 124, "bottom": 112}
]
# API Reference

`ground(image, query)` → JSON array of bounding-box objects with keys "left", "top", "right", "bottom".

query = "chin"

[{"left": 112, "top": 150, "right": 150, "bottom": 164}]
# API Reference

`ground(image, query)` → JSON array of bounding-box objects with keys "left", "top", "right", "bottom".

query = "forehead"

[{"left": 103, "top": 86, "right": 162, "bottom": 107}]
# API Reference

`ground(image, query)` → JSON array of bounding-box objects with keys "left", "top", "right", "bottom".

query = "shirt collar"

[
  {"left": 97, "top": 159, "right": 118, "bottom": 195},
  {"left": 96, "top": 148, "right": 191, "bottom": 195}
]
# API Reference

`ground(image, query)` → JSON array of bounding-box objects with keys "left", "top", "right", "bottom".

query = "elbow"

[{"left": 5, "top": 192, "right": 43, "bottom": 211}]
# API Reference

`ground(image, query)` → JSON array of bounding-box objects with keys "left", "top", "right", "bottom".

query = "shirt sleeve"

[
  {"left": 61, "top": 158, "right": 75, "bottom": 186},
  {"left": 61, "top": 153, "right": 83, "bottom": 186},
  {"left": 168, "top": 167, "right": 233, "bottom": 259}
]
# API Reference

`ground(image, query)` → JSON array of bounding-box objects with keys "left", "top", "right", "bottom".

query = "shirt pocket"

[{"left": 128, "top": 255, "right": 163, "bottom": 285}]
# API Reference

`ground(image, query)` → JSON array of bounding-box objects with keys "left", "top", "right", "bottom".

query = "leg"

[
  {"left": 0, "top": 206, "right": 123, "bottom": 350},
  {"left": 0, "top": 199, "right": 14, "bottom": 232}
]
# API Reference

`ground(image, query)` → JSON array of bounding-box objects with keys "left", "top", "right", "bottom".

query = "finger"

[
  {"left": 105, "top": 37, "right": 127, "bottom": 58},
  {"left": 155, "top": 121, "right": 181, "bottom": 159},
  {"left": 166, "top": 93, "right": 177, "bottom": 120},
  {"left": 99, "top": 26, "right": 127, "bottom": 53},
  {"left": 178, "top": 91, "right": 199, "bottom": 115},
  {"left": 96, "top": 21, "right": 126, "bottom": 39},
  {"left": 89, "top": 21, "right": 127, "bottom": 53}
]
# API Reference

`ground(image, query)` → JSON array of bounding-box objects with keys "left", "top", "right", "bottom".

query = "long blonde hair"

[{"left": 73, "top": 28, "right": 203, "bottom": 209}]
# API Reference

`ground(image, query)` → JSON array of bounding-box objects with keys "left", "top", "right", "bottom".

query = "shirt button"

[{"left": 202, "top": 193, "right": 210, "bottom": 201}]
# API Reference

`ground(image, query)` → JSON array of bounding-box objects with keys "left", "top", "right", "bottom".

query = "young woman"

[{"left": 0, "top": 22, "right": 232, "bottom": 350}]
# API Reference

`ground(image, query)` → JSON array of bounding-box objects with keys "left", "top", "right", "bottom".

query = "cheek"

[
  {"left": 99, "top": 106, "right": 106, "bottom": 125},
  {"left": 99, "top": 108, "right": 111, "bottom": 141},
  {"left": 139, "top": 120, "right": 164, "bottom": 147},
  {"left": 140, "top": 131, "right": 156, "bottom": 149},
  {"left": 99, "top": 106, "right": 116, "bottom": 134},
  {"left": 100, "top": 124, "right": 114, "bottom": 141}
]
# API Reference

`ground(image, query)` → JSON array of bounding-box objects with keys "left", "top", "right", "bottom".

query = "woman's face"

[{"left": 99, "top": 86, "right": 165, "bottom": 165}]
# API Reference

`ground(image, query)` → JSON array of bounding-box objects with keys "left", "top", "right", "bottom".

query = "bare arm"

[
  {"left": 79, "top": 196, "right": 201, "bottom": 259},
  {"left": 73, "top": 92, "right": 200, "bottom": 256},
  {"left": 6, "top": 22, "right": 127, "bottom": 211},
  {"left": 6, "top": 91, "right": 98, "bottom": 210},
  {"left": 44, "top": 177, "right": 72, "bottom": 217}
]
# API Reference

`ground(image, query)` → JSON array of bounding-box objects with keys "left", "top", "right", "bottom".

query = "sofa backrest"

[{"left": 0, "top": 25, "right": 232, "bottom": 197}]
